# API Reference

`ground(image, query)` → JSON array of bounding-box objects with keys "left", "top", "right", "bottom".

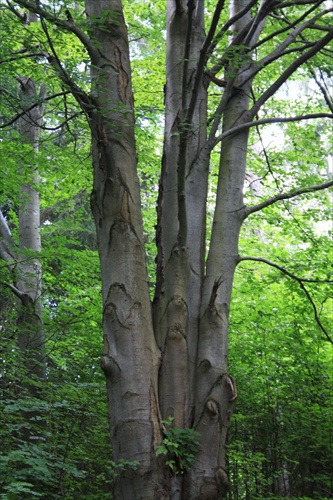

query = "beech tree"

[
  {"left": 0, "top": 11, "right": 47, "bottom": 391},
  {"left": 1, "top": 0, "right": 332, "bottom": 498}
]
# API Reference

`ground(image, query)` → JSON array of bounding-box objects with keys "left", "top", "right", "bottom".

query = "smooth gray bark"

[
  {"left": 16, "top": 77, "right": 46, "bottom": 386},
  {"left": 85, "top": 1, "right": 162, "bottom": 497},
  {"left": 153, "top": 0, "right": 208, "bottom": 428}
]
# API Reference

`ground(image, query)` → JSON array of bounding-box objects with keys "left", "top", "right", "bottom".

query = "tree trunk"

[
  {"left": 85, "top": 0, "right": 255, "bottom": 497},
  {"left": 0, "top": 74, "right": 47, "bottom": 391},
  {"left": 153, "top": 0, "right": 208, "bottom": 431},
  {"left": 16, "top": 76, "right": 47, "bottom": 388},
  {"left": 85, "top": 1, "right": 163, "bottom": 497}
]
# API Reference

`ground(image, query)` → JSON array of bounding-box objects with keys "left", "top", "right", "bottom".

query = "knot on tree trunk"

[
  {"left": 216, "top": 466, "right": 230, "bottom": 489},
  {"left": 199, "top": 478, "right": 219, "bottom": 499},
  {"left": 100, "top": 355, "right": 119, "bottom": 377},
  {"left": 206, "top": 399, "right": 219, "bottom": 416}
]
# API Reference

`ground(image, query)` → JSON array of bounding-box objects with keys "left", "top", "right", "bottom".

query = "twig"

[{"left": 238, "top": 256, "right": 333, "bottom": 344}]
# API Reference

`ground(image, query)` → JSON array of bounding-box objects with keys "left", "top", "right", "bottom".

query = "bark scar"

[
  {"left": 208, "top": 276, "right": 223, "bottom": 309},
  {"left": 115, "top": 46, "right": 128, "bottom": 104},
  {"left": 226, "top": 374, "right": 237, "bottom": 402}
]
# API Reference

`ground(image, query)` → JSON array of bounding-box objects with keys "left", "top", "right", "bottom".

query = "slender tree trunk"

[
  {"left": 187, "top": 1, "right": 261, "bottom": 496},
  {"left": 16, "top": 76, "right": 47, "bottom": 388},
  {"left": 85, "top": 1, "right": 163, "bottom": 497},
  {"left": 0, "top": 75, "right": 47, "bottom": 392},
  {"left": 153, "top": 0, "right": 208, "bottom": 430}
]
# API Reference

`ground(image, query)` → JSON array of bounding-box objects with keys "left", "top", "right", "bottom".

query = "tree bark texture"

[
  {"left": 85, "top": 1, "right": 163, "bottom": 497},
  {"left": 84, "top": 0, "right": 258, "bottom": 497}
]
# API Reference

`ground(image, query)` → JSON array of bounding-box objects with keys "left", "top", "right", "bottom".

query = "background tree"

[
  {"left": 0, "top": 6, "right": 47, "bottom": 391},
  {"left": 0, "top": 0, "right": 332, "bottom": 498}
]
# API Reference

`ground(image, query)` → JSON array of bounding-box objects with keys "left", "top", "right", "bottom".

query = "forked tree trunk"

[
  {"left": 2, "top": 0, "right": 333, "bottom": 497},
  {"left": 84, "top": 0, "right": 255, "bottom": 498},
  {"left": 45, "top": 0, "right": 331, "bottom": 497}
]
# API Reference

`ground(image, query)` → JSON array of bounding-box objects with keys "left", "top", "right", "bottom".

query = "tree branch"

[
  {"left": 7, "top": 0, "right": 100, "bottom": 63},
  {"left": 186, "top": 0, "right": 226, "bottom": 124},
  {"left": 0, "top": 90, "right": 71, "bottom": 129},
  {"left": 241, "top": 7, "right": 333, "bottom": 88},
  {"left": 275, "top": 0, "right": 328, "bottom": 7},
  {"left": 4, "top": 281, "right": 31, "bottom": 306},
  {"left": 310, "top": 69, "right": 333, "bottom": 113},
  {"left": 250, "top": 0, "right": 324, "bottom": 52},
  {"left": 39, "top": 16, "right": 92, "bottom": 112},
  {"left": 0, "top": 211, "right": 16, "bottom": 263},
  {"left": 243, "top": 0, "right": 277, "bottom": 47},
  {"left": 238, "top": 256, "right": 333, "bottom": 344},
  {"left": 247, "top": 28, "right": 333, "bottom": 119},
  {"left": 243, "top": 179, "right": 333, "bottom": 218},
  {"left": 0, "top": 50, "right": 47, "bottom": 65},
  {"left": 207, "top": 0, "right": 257, "bottom": 73},
  {"left": 213, "top": 113, "right": 333, "bottom": 147}
]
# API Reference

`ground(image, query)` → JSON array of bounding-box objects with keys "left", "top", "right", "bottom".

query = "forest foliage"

[{"left": 0, "top": 0, "right": 332, "bottom": 498}]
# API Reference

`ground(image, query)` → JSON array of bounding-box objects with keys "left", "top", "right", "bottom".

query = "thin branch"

[
  {"left": 207, "top": 0, "right": 257, "bottom": 72},
  {"left": 207, "top": 80, "right": 236, "bottom": 148},
  {"left": 238, "top": 256, "right": 333, "bottom": 344},
  {"left": 39, "top": 17, "right": 92, "bottom": 112},
  {"left": 182, "top": 0, "right": 195, "bottom": 110},
  {"left": 250, "top": 41, "right": 317, "bottom": 66},
  {"left": 204, "top": 0, "right": 226, "bottom": 58},
  {"left": 241, "top": 8, "right": 333, "bottom": 89},
  {"left": 0, "top": 90, "right": 71, "bottom": 129},
  {"left": 7, "top": 0, "right": 100, "bottom": 63},
  {"left": 275, "top": 0, "right": 328, "bottom": 7},
  {"left": 213, "top": 113, "right": 333, "bottom": 147},
  {"left": 186, "top": 0, "right": 226, "bottom": 124},
  {"left": 0, "top": 51, "right": 47, "bottom": 64},
  {"left": 310, "top": 24, "right": 332, "bottom": 32},
  {"left": 310, "top": 70, "right": 333, "bottom": 113},
  {"left": 247, "top": 28, "right": 333, "bottom": 119},
  {"left": 5, "top": 0, "right": 26, "bottom": 21},
  {"left": 0, "top": 256, "right": 37, "bottom": 271},
  {"left": 4, "top": 281, "right": 31, "bottom": 306},
  {"left": 252, "top": 105, "right": 280, "bottom": 190},
  {"left": 243, "top": 179, "right": 333, "bottom": 218},
  {"left": 239, "top": 256, "right": 333, "bottom": 284},
  {"left": 37, "top": 112, "right": 82, "bottom": 131},
  {"left": 250, "top": 0, "right": 324, "bottom": 52},
  {"left": 252, "top": 114, "right": 321, "bottom": 245},
  {"left": 243, "top": 0, "right": 277, "bottom": 47}
]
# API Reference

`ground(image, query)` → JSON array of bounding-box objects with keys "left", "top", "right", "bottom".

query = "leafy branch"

[
  {"left": 247, "top": 28, "right": 333, "bottom": 119},
  {"left": 238, "top": 256, "right": 333, "bottom": 345},
  {"left": 6, "top": 0, "right": 100, "bottom": 63},
  {"left": 0, "top": 90, "right": 71, "bottom": 129},
  {"left": 213, "top": 113, "right": 333, "bottom": 147},
  {"left": 243, "top": 179, "right": 333, "bottom": 218},
  {"left": 241, "top": 6, "right": 333, "bottom": 88}
]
